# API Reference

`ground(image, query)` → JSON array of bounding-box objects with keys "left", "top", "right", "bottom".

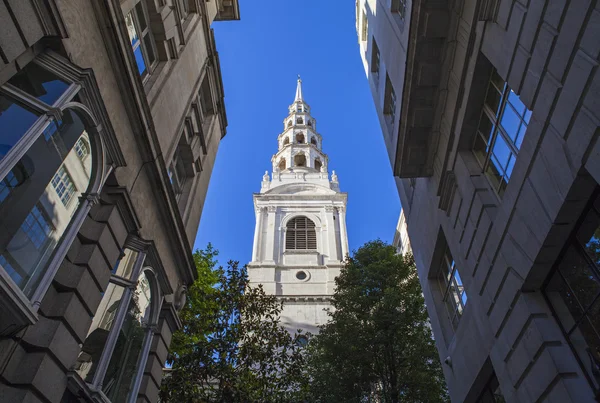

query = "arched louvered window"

[{"left": 286, "top": 216, "right": 317, "bottom": 250}]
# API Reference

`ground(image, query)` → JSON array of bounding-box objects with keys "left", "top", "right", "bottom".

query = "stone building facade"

[
  {"left": 357, "top": 0, "right": 600, "bottom": 401},
  {"left": 247, "top": 78, "right": 349, "bottom": 337},
  {"left": 0, "top": 1, "right": 239, "bottom": 402}
]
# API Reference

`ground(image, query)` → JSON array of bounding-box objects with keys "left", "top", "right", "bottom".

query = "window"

[
  {"left": 361, "top": 11, "right": 368, "bottom": 42},
  {"left": 391, "top": 0, "right": 407, "bottom": 20},
  {"left": 125, "top": 1, "right": 157, "bottom": 79},
  {"left": 476, "top": 372, "right": 505, "bottom": 403},
  {"left": 74, "top": 249, "right": 160, "bottom": 402},
  {"left": 310, "top": 137, "right": 317, "bottom": 146},
  {"left": 199, "top": 75, "right": 215, "bottom": 118},
  {"left": 288, "top": 120, "right": 292, "bottom": 128},
  {"left": 437, "top": 245, "right": 467, "bottom": 330},
  {"left": 286, "top": 216, "right": 317, "bottom": 250},
  {"left": 296, "top": 133, "right": 305, "bottom": 144},
  {"left": 294, "top": 154, "right": 306, "bottom": 167},
  {"left": 384, "top": 74, "right": 397, "bottom": 127},
  {"left": 175, "top": 0, "right": 189, "bottom": 23},
  {"left": 169, "top": 145, "right": 190, "bottom": 200},
  {"left": 74, "top": 138, "right": 90, "bottom": 160},
  {"left": 51, "top": 165, "right": 76, "bottom": 207},
  {"left": 314, "top": 158, "right": 322, "bottom": 171},
  {"left": 544, "top": 189, "right": 600, "bottom": 394},
  {"left": 473, "top": 69, "right": 531, "bottom": 197},
  {"left": 307, "top": 120, "right": 313, "bottom": 127},
  {"left": 296, "top": 271, "right": 308, "bottom": 280},
  {"left": 298, "top": 104, "right": 303, "bottom": 112},
  {"left": 283, "top": 137, "right": 290, "bottom": 146},
  {"left": 0, "top": 60, "right": 95, "bottom": 299},
  {"left": 371, "top": 38, "right": 380, "bottom": 80},
  {"left": 296, "top": 117, "right": 304, "bottom": 125},
  {"left": 278, "top": 158, "right": 286, "bottom": 171}
]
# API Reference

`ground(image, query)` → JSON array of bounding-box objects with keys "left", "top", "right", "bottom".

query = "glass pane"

[
  {"left": 500, "top": 104, "right": 521, "bottom": 143},
  {"left": 506, "top": 154, "right": 516, "bottom": 179},
  {"left": 578, "top": 209, "right": 600, "bottom": 266},
  {"left": 8, "top": 62, "right": 69, "bottom": 105},
  {"left": 490, "top": 70, "right": 505, "bottom": 93},
  {"left": 0, "top": 94, "right": 40, "bottom": 162},
  {"left": 103, "top": 272, "right": 153, "bottom": 402},
  {"left": 492, "top": 135, "right": 511, "bottom": 172},
  {"left": 570, "top": 316, "right": 600, "bottom": 390},
  {"left": 125, "top": 11, "right": 139, "bottom": 46},
  {"left": 473, "top": 133, "right": 489, "bottom": 167},
  {"left": 135, "top": 2, "right": 148, "bottom": 32},
  {"left": 485, "top": 157, "right": 503, "bottom": 193},
  {"left": 74, "top": 282, "right": 126, "bottom": 382},
  {"left": 112, "top": 248, "right": 139, "bottom": 279},
  {"left": 558, "top": 246, "right": 600, "bottom": 310},
  {"left": 508, "top": 90, "right": 526, "bottom": 115},
  {"left": 143, "top": 34, "right": 156, "bottom": 65},
  {"left": 478, "top": 113, "right": 494, "bottom": 144},
  {"left": 515, "top": 123, "right": 527, "bottom": 150},
  {"left": 133, "top": 46, "right": 147, "bottom": 77},
  {"left": 0, "top": 110, "right": 93, "bottom": 296},
  {"left": 485, "top": 85, "right": 501, "bottom": 117}
]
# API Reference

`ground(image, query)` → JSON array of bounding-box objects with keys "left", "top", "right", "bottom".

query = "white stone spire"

[
  {"left": 295, "top": 75, "right": 303, "bottom": 102},
  {"left": 248, "top": 77, "right": 349, "bottom": 337}
]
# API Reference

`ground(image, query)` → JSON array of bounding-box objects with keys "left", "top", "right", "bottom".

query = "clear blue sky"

[{"left": 193, "top": 1, "right": 401, "bottom": 264}]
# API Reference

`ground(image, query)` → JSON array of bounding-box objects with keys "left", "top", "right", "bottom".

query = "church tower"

[{"left": 248, "top": 77, "right": 349, "bottom": 336}]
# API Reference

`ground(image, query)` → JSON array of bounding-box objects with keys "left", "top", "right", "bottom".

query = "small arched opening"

[
  {"left": 294, "top": 154, "right": 306, "bottom": 167},
  {"left": 296, "top": 117, "right": 304, "bottom": 125},
  {"left": 314, "top": 158, "right": 322, "bottom": 171},
  {"left": 310, "top": 137, "right": 317, "bottom": 146},
  {"left": 307, "top": 120, "right": 313, "bottom": 127},
  {"left": 282, "top": 137, "right": 290, "bottom": 146},
  {"left": 296, "top": 133, "right": 305, "bottom": 144},
  {"left": 287, "top": 120, "right": 292, "bottom": 128},
  {"left": 278, "top": 158, "right": 286, "bottom": 171}
]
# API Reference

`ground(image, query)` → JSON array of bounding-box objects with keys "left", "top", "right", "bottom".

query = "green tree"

[
  {"left": 302, "top": 240, "right": 448, "bottom": 403},
  {"left": 161, "top": 245, "right": 306, "bottom": 402}
]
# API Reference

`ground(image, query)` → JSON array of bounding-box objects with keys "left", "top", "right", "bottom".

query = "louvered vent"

[{"left": 286, "top": 216, "right": 317, "bottom": 250}]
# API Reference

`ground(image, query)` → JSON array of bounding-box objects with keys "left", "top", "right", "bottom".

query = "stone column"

[
  {"left": 324, "top": 206, "right": 337, "bottom": 263},
  {"left": 251, "top": 206, "right": 264, "bottom": 262},
  {"left": 338, "top": 206, "right": 348, "bottom": 260},
  {"left": 264, "top": 206, "right": 277, "bottom": 264}
]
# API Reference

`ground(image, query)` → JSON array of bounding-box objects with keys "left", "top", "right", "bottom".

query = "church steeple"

[
  {"left": 249, "top": 77, "right": 349, "bottom": 336},
  {"left": 263, "top": 77, "right": 340, "bottom": 192}
]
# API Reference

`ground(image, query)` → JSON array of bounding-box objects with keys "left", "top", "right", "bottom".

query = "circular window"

[{"left": 296, "top": 271, "right": 307, "bottom": 280}]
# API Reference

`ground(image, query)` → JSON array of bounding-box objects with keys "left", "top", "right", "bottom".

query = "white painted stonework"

[{"left": 248, "top": 78, "right": 348, "bottom": 336}]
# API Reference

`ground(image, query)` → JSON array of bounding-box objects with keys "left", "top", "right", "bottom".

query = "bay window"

[
  {"left": 74, "top": 248, "right": 161, "bottom": 402},
  {"left": 0, "top": 59, "right": 99, "bottom": 305}
]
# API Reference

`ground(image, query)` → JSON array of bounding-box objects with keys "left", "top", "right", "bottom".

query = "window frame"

[
  {"left": 371, "top": 37, "right": 380, "bottom": 81},
  {"left": 285, "top": 216, "right": 317, "bottom": 250},
  {"left": 472, "top": 69, "right": 531, "bottom": 197},
  {"left": 0, "top": 55, "right": 106, "bottom": 332},
  {"left": 125, "top": 0, "right": 158, "bottom": 82},
  {"left": 436, "top": 245, "right": 467, "bottom": 331},
  {"left": 391, "top": 0, "right": 407, "bottom": 20},
  {"left": 75, "top": 247, "right": 162, "bottom": 403},
  {"left": 543, "top": 188, "right": 600, "bottom": 396},
  {"left": 383, "top": 74, "right": 397, "bottom": 127}
]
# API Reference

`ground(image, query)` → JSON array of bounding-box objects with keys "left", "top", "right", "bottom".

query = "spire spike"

[{"left": 295, "top": 75, "right": 303, "bottom": 102}]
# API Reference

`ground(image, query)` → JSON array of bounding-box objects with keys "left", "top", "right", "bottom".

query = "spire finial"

[{"left": 295, "top": 75, "right": 303, "bottom": 102}]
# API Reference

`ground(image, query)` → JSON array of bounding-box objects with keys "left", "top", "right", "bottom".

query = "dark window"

[
  {"left": 371, "top": 38, "right": 380, "bottom": 80},
  {"left": 473, "top": 69, "right": 531, "bottom": 197},
  {"left": 296, "top": 117, "right": 304, "bottom": 125},
  {"left": 168, "top": 141, "right": 193, "bottom": 202},
  {"left": 310, "top": 137, "right": 317, "bottom": 146},
  {"left": 286, "top": 216, "right": 317, "bottom": 250},
  {"left": 296, "top": 271, "right": 307, "bottom": 280},
  {"left": 437, "top": 245, "right": 467, "bottom": 330},
  {"left": 296, "top": 133, "right": 305, "bottom": 144},
  {"left": 314, "top": 159, "right": 322, "bottom": 171},
  {"left": 294, "top": 154, "right": 306, "bottom": 167},
  {"left": 544, "top": 189, "right": 600, "bottom": 394},
  {"left": 476, "top": 372, "right": 505, "bottom": 403},
  {"left": 278, "top": 159, "right": 286, "bottom": 171},
  {"left": 391, "top": 0, "right": 407, "bottom": 20},
  {"left": 384, "top": 74, "right": 397, "bottom": 127}
]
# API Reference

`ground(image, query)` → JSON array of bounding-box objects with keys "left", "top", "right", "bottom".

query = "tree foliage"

[
  {"left": 160, "top": 245, "right": 306, "bottom": 402},
  {"left": 302, "top": 240, "right": 449, "bottom": 402}
]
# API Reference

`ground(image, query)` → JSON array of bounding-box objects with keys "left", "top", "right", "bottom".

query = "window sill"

[{"left": 0, "top": 269, "right": 38, "bottom": 336}]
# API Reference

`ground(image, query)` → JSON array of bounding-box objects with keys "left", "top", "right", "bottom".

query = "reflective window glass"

[
  {"left": 103, "top": 271, "right": 153, "bottom": 402},
  {"left": 0, "top": 94, "right": 40, "bottom": 162},
  {"left": 437, "top": 246, "right": 467, "bottom": 330},
  {"left": 0, "top": 110, "right": 93, "bottom": 296},
  {"left": 74, "top": 282, "right": 126, "bottom": 383},
  {"left": 8, "top": 62, "right": 69, "bottom": 105},
  {"left": 473, "top": 68, "right": 531, "bottom": 197},
  {"left": 51, "top": 166, "right": 76, "bottom": 207},
  {"left": 112, "top": 248, "right": 139, "bottom": 279}
]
